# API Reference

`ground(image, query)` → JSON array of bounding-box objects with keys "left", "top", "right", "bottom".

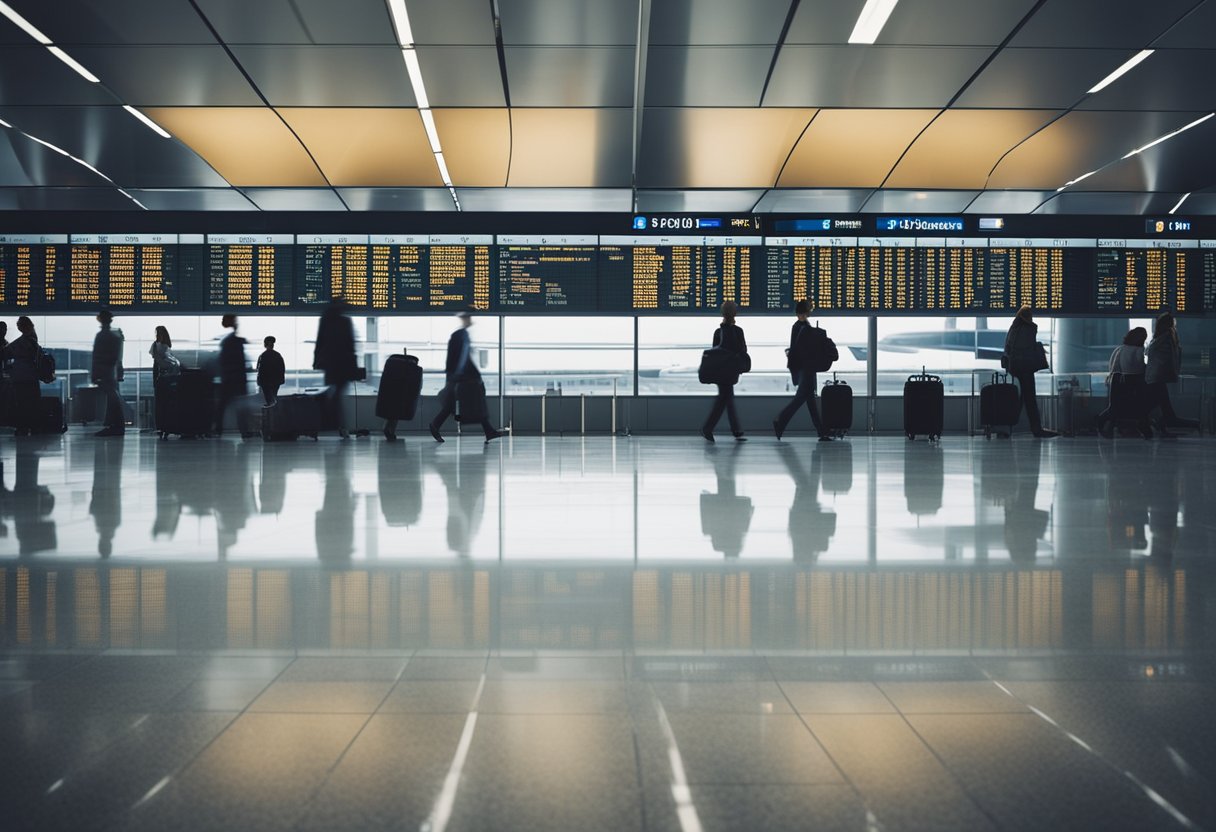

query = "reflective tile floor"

[{"left": 2, "top": 432, "right": 1215, "bottom": 831}]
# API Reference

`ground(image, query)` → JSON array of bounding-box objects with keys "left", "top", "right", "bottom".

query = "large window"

[
  {"left": 503, "top": 317, "right": 633, "bottom": 396},
  {"left": 377, "top": 316, "right": 499, "bottom": 395}
]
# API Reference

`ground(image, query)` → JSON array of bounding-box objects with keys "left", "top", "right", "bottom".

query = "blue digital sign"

[
  {"left": 877, "top": 216, "right": 964, "bottom": 232},
  {"left": 1145, "top": 218, "right": 1192, "bottom": 233}
]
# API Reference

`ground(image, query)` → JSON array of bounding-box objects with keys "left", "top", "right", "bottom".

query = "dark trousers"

[
  {"left": 703, "top": 383, "right": 741, "bottom": 435},
  {"left": 1012, "top": 369, "right": 1042, "bottom": 434},
  {"left": 215, "top": 383, "right": 245, "bottom": 434},
  {"left": 12, "top": 380, "right": 39, "bottom": 433},
  {"left": 775, "top": 370, "right": 823, "bottom": 436},
  {"left": 1146, "top": 381, "right": 1199, "bottom": 429},
  {"left": 262, "top": 384, "right": 280, "bottom": 406},
  {"left": 325, "top": 381, "right": 349, "bottom": 431},
  {"left": 1098, "top": 375, "right": 1151, "bottom": 435},
  {"left": 96, "top": 378, "right": 124, "bottom": 430},
  {"left": 429, "top": 399, "right": 496, "bottom": 438}
]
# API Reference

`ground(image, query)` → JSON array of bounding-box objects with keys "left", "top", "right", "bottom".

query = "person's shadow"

[
  {"left": 699, "top": 444, "right": 752, "bottom": 558},
  {"left": 431, "top": 448, "right": 488, "bottom": 557},
  {"left": 1002, "top": 440, "right": 1050, "bottom": 564},
  {"left": 90, "top": 437, "right": 123, "bottom": 558},
  {"left": 778, "top": 444, "right": 837, "bottom": 562},
  {"left": 316, "top": 446, "right": 356, "bottom": 562},
  {"left": 1, "top": 436, "right": 58, "bottom": 556}
]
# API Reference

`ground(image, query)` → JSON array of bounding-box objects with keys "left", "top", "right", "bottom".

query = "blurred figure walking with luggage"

[
  {"left": 1096, "top": 326, "right": 1152, "bottom": 439},
  {"left": 215, "top": 314, "right": 248, "bottom": 437},
  {"left": 1145, "top": 312, "right": 1199, "bottom": 436},
  {"left": 1002, "top": 306, "right": 1056, "bottom": 438},
  {"left": 702, "top": 301, "right": 748, "bottom": 443},
  {"left": 314, "top": 298, "right": 358, "bottom": 439},
  {"left": 256, "top": 335, "right": 286, "bottom": 406},
  {"left": 773, "top": 299, "right": 832, "bottom": 442},
  {"left": 2, "top": 317, "right": 42, "bottom": 437},
  {"left": 91, "top": 309, "right": 126, "bottom": 437},
  {"left": 428, "top": 311, "right": 504, "bottom": 444}
]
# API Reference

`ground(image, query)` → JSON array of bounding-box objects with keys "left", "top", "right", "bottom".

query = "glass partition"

[{"left": 503, "top": 316, "right": 632, "bottom": 396}]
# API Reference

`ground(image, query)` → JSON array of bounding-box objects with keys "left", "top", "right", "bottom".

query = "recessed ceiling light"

[
  {"left": 1122, "top": 112, "right": 1215, "bottom": 159},
  {"left": 848, "top": 0, "right": 899, "bottom": 44},
  {"left": 1056, "top": 169, "right": 1099, "bottom": 192},
  {"left": 1169, "top": 193, "right": 1190, "bottom": 215},
  {"left": 419, "top": 108, "right": 441, "bottom": 152},
  {"left": 402, "top": 49, "right": 429, "bottom": 109},
  {"left": 47, "top": 46, "right": 100, "bottom": 82},
  {"left": 434, "top": 151, "right": 453, "bottom": 187},
  {"left": 23, "top": 132, "right": 69, "bottom": 156},
  {"left": 387, "top": 0, "right": 414, "bottom": 48},
  {"left": 0, "top": 1, "right": 52, "bottom": 45},
  {"left": 123, "top": 105, "right": 170, "bottom": 138},
  {"left": 0, "top": 117, "right": 11, "bottom": 129},
  {"left": 1087, "top": 49, "right": 1154, "bottom": 94},
  {"left": 70, "top": 155, "right": 113, "bottom": 182}
]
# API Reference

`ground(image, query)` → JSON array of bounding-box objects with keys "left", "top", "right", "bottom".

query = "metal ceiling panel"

[
  {"left": 1155, "top": 2, "right": 1216, "bottom": 47},
  {"left": 1077, "top": 50, "right": 1216, "bottom": 111},
  {"left": 1063, "top": 120, "right": 1216, "bottom": 193},
  {"left": 0, "top": 46, "right": 116, "bottom": 106},
  {"left": 765, "top": 46, "right": 989, "bottom": 107},
  {"left": 231, "top": 46, "right": 415, "bottom": 107},
  {"left": 779, "top": 109, "right": 936, "bottom": 188},
  {"left": 1033, "top": 192, "right": 1184, "bottom": 215},
  {"left": 507, "top": 109, "right": 632, "bottom": 187},
  {"left": 143, "top": 108, "right": 327, "bottom": 187},
  {"left": 0, "top": 130, "right": 108, "bottom": 187},
  {"left": 5, "top": 0, "right": 215, "bottom": 44},
  {"left": 1178, "top": 192, "right": 1216, "bottom": 215},
  {"left": 336, "top": 188, "right": 458, "bottom": 211},
  {"left": 645, "top": 47, "right": 773, "bottom": 107},
  {"left": 752, "top": 189, "right": 874, "bottom": 212},
  {"left": 244, "top": 188, "right": 347, "bottom": 211},
  {"left": 454, "top": 188, "right": 632, "bottom": 211},
  {"left": 886, "top": 110, "right": 1058, "bottom": 189},
  {"left": 964, "top": 190, "right": 1056, "bottom": 214},
  {"left": 0, "top": 106, "right": 230, "bottom": 188},
  {"left": 638, "top": 108, "right": 815, "bottom": 188},
  {"left": 126, "top": 188, "right": 257, "bottom": 210},
  {"left": 503, "top": 47, "right": 635, "bottom": 106},
  {"left": 787, "top": 0, "right": 1036, "bottom": 46},
  {"left": 70, "top": 46, "right": 261, "bottom": 106},
  {"left": 987, "top": 110, "right": 1210, "bottom": 190},
  {"left": 0, "top": 187, "right": 141, "bottom": 210},
  {"left": 432, "top": 109, "right": 511, "bottom": 186},
  {"left": 635, "top": 190, "right": 765, "bottom": 212},
  {"left": 650, "top": 0, "right": 791, "bottom": 45},
  {"left": 415, "top": 47, "right": 507, "bottom": 107},
  {"left": 1010, "top": 0, "right": 1198, "bottom": 48},
  {"left": 862, "top": 189, "right": 980, "bottom": 213},
  {"left": 278, "top": 109, "right": 441, "bottom": 187},
  {"left": 499, "top": 0, "right": 639, "bottom": 45},
  {"left": 193, "top": 0, "right": 395, "bottom": 44},
  {"left": 408, "top": 0, "right": 497, "bottom": 45},
  {"left": 955, "top": 48, "right": 1154, "bottom": 109}
]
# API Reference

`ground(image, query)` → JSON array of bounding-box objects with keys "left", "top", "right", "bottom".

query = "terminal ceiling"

[{"left": 1, "top": 0, "right": 1215, "bottom": 214}]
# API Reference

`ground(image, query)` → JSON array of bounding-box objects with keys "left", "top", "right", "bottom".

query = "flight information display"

[
  {"left": 61, "top": 234, "right": 189, "bottom": 309},
  {"left": 598, "top": 236, "right": 768, "bottom": 312},
  {"left": 1095, "top": 239, "right": 1201, "bottom": 313},
  {"left": 206, "top": 235, "right": 295, "bottom": 310},
  {"left": 0, "top": 235, "right": 70, "bottom": 309},
  {"left": 497, "top": 235, "right": 597, "bottom": 311},
  {"left": 1204, "top": 242, "right": 1216, "bottom": 313}
]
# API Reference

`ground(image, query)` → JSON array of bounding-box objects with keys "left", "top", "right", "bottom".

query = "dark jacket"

[
  {"left": 219, "top": 331, "right": 247, "bottom": 389},
  {"left": 3, "top": 334, "right": 40, "bottom": 383},
  {"left": 1003, "top": 316, "right": 1038, "bottom": 371},
  {"left": 786, "top": 319, "right": 810, "bottom": 371},
  {"left": 313, "top": 305, "right": 358, "bottom": 384},
  {"left": 444, "top": 328, "right": 478, "bottom": 380},
  {"left": 256, "top": 349, "right": 286, "bottom": 387},
  {"left": 712, "top": 322, "right": 747, "bottom": 356},
  {"left": 91, "top": 325, "right": 124, "bottom": 384}
]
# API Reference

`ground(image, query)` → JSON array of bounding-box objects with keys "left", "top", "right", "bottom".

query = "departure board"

[
  {"left": 1204, "top": 243, "right": 1216, "bottom": 313},
  {"left": 497, "top": 235, "right": 597, "bottom": 311},
  {"left": 68, "top": 234, "right": 188, "bottom": 309},
  {"left": 1095, "top": 239, "right": 1200, "bottom": 313},
  {"left": 985, "top": 238, "right": 1091, "bottom": 313},
  {"left": 207, "top": 235, "right": 295, "bottom": 310},
  {"left": 297, "top": 235, "right": 378, "bottom": 308},
  {"left": 598, "top": 236, "right": 769, "bottom": 312},
  {"left": 366, "top": 235, "right": 493, "bottom": 311},
  {"left": 0, "top": 235, "right": 70, "bottom": 309}
]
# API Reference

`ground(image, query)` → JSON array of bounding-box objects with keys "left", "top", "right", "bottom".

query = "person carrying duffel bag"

[{"left": 700, "top": 301, "right": 750, "bottom": 443}]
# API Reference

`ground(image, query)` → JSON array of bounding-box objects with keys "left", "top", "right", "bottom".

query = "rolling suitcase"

[
  {"left": 72, "top": 384, "right": 106, "bottom": 424},
  {"left": 454, "top": 380, "right": 487, "bottom": 424},
  {"left": 979, "top": 372, "right": 1020, "bottom": 439},
  {"left": 376, "top": 353, "right": 423, "bottom": 421},
  {"left": 820, "top": 374, "right": 853, "bottom": 438},
  {"left": 263, "top": 394, "right": 323, "bottom": 441},
  {"left": 160, "top": 369, "right": 214, "bottom": 439},
  {"left": 34, "top": 396, "right": 67, "bottom": 434},
  {"left": 903, "top": 369, "right": 944, "bottom": 441}
]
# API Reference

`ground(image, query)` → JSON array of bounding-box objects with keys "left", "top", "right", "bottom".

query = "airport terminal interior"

[{"left": 3, "top": 0, "right": 1216, "bottom": 830}]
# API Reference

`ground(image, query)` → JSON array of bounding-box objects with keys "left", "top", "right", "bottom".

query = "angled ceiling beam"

[{"left": 630, "top": 0, "right": 651, "bottom": 212}]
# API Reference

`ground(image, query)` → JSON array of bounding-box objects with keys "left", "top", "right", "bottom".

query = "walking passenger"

[
  {"left": 428, "top": 311, "right": 504, "bottom": 444},
  {"left": 702, "top": 301, "right": 748, "bottom": 443},
  {"left": 215, "top": 315, "right": 248, "bottom": 437},
  {"left": 2, "top": 317, "right": 42, "bottom": 437},
  {"left": 773, "top": 299, "right": 830, "bottom": 442},
  {"left": 313, "top": 298, "right": 358, "bottom": 439},
  {"left": 91, "top": 309, "right": 126, "bottom": 437},
  {"left": 148, "top": 325, "right": 180, "bottom": 432},
  {"left": 1096, "top": 327, "right": 1151, "bottom": 439},
  {"left": 257, "top": 336, "right": 286, "bottom": 406},
  {"left": 1002, "top": 306, "right": 1057, "bottom": 438},
  {"left": 1145, "top": 312, "right": 1199, "bottom": 435}
]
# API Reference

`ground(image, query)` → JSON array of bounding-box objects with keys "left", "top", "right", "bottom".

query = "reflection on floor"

[{"left": 2, "top": 433, "right": 1214, "bottom": 831}]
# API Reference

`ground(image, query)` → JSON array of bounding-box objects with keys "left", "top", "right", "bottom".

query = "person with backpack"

[
  {"left": 702, "top": 301, "right": 749, "bottom": 443},
  {"left": 1002, "top": 306, "right": 1056, "bottom": 439},
  {"left": 256, "top": 335, "right": 286, "bottom": 406},
  {"left": 773, "top": 300, "right": 834, "bottom": 442},
  {"left": 91, "top": 309, "right": 126, "bottom": 437},
  {"left": 2, "top": 317, "right": 43, "bottom": 437}
]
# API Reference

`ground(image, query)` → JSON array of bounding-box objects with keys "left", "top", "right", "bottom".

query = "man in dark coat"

[
  {"left": 427, "top": 311, "right": 504, "bottom": 444},
  {"left": 92, "top": 309, "right": 126, "bottom": 437},
  {"left": 313, "top": 298, "right": 358, "bottom": 438}
]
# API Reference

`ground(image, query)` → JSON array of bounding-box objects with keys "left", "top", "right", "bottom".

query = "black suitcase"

[
  {"left": 34, "top": 396, "right": 67, "bottom": 434},
  {"left": 903, "top": 370, "right": 944, "bottom": 441},
  {"left": 263, "top": 394, "right": 323, "bottom": 441},
  {"left": 820, "top": 375, "right": 853, "bottom": 437},
  {"left": 454, "top": 380, "right": 487, "bottom": 424},
  {"left": 72, "top": 384, "right": 106, "bottom": 424},
  {"left": 376, "top": 353, "right": 423, "bottom": 421},
  {"left": 160, "top": 369, "right": 214, "bottom": 438},
  {"left": 979, "top": 372, "right": 1021, "bottom": 439}
]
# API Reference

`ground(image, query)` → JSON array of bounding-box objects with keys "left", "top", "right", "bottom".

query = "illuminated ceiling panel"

[
  {"left": 507, "top": 109, "right": 632, "bottom": 187},
  {"left": 432, "top": 109, "right": 511, "bottom": 187},
  {"left": 986, "top": 110, "right": 1210, "bottom": 190},
  {"left": 638, "top": 108, "right": 815, "bottom": 188},
  {"left": 143, "top": 108, "right": 327, "bottom": 187},
  {"left": 278, "top": 108, "right": 441, "bottom": 187},
  {"left": 779, "top": 110, "right": 936, "bottom": 188},
  {"left": 886, "top": 110, "right": 1058, "bottom": 189}
]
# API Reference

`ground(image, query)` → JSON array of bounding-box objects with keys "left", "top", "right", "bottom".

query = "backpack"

[
  {"left": 36, "top": 348, "right": 56, "bottom": 384},
  {"left": 798, "top": 325, "right": 838, "bottom": 373}
]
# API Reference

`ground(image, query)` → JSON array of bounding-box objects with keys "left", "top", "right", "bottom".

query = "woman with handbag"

[
  {"left": 1002, "top": 306, "right": 1057, "bottom": 438},
  {"left": 702, "top": 301, "right": 749, "bottom": 443},
  {"left": 1145, "top": 312, "right": 1199, "bottom": 436}
]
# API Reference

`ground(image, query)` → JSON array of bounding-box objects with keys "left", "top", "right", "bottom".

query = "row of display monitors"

[{"left": 2, "top": 234, "right": 1214, "bottom": 316}]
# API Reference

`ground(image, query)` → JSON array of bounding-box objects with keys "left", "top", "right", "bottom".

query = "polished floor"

[{"left": 2, "top": 431, "right": 1215, "bottom": 831}]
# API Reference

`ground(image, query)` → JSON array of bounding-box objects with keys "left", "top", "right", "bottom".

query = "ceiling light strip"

[
  {"left": 11, "top": 117, "right": 143, "bottom": 207},
  {"left": 1087, "top": 49, "right": 1154, "bottom": 94},
  {"left": 1056, "top": 169, "right": 1099, "bottom": 192},
  {"left": 393, "top": 1, "right": 458, "bottom": 208},
  {"left": 46, "top": 45, "right": 99, "bottom": 82},
  {"left": 1169, "top": 192, "right": 1190, "bottom": 215},
  {"left": 1122, "top": 112, "right": 1215, "bottom": 159},
  {"left": 848, "top": 0, "right": 899, "bottom": 44},
  {"left": 122, "top": 105, "right": 171, "bottom": 138},
  {"left": 0, "top": 1, "right": 52, "bottom": 44}
]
